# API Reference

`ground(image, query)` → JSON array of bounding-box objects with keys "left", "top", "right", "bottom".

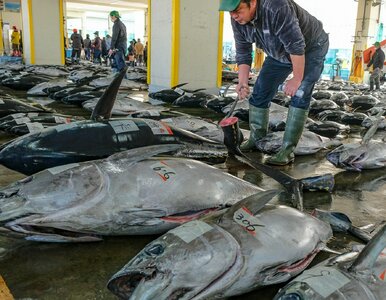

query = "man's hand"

[
  {"left": 108, "top": 49, "right": 114, "bottom": 56},
  {"left": 283, "top": 78, "right": 302, "bottom": 97},
  {"left": 236, "top": 83, "right": 250, "bottom": 100}
]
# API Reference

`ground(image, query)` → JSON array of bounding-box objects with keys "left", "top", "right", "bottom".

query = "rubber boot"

[
  {"left": 240, "top": 106, "right": 269, "bottom": 151},
  {"left": 369, "top": 81, "right": 374, "bottom": 91},
  {"left": 266, "top": 106, "right": 308, "bottom": 165}
]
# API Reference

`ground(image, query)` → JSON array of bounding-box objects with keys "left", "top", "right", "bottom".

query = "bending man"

[{"left": 220, "top": 0, "right": 329, "bottom": 165}]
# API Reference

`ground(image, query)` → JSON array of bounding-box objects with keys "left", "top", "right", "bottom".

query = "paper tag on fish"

[
  {"left": 10, "top": 113, "right": 26, "bottom": 119},
  {"left": 151, "top": 161, "right": 176, "bottom": 182},
  {"left": 109, "top": 120, "right": 140, "bottom": 134},
  {"left": 55, "top": 122, "right": 78, "bottom": 132},
  {"left": 147, "top": 110, "right": 161, "bottom": 116},
  {"left": 47, "top": 163, "right": 80, "bottom": 175},
  {"left": 26, "top": 122, "right": 44, "bottom": 133},
  {"left": 233, "top": 207, "right": 263, "bottom": 237},
  {"left": 184, "top": 92, "right": 193, "bottom": 97},
  {"left": 54, "top": 116, "right": 69, "bottom": 123},
  {"left": 15, "top": 117, "right": 30, "bottom": 124},
  {"left": 293, "top": 266, "right": 351, "bottom": 297},
  {"left": 142, "top": 119, "right": 173, "bottom": 135},
  {"left": 26, "top": 113, "right": 39, "bottom": 118},
  {"left": 174, "top": 87, "right": 185, "bottom": 95},
  {"left": 170, "top": 220, "right": 213, "bottom": 243}
]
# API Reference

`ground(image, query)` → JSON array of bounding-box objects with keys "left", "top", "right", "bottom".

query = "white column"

[
  {"left": 21, "top": 0, "right": 65, "bottom": 65},
  {"left": 149, "top": 0, "right": 223, "bottom": 92}
]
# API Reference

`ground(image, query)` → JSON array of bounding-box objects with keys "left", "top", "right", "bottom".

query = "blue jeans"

[
  {"left": 250, "top": 33, "right": 329, "bottom": 110},
  {"left": 85, "top": 48, "right": 91, "bottom": 60},
  {"left": 114, "top": 49, "right": 126, "bottom": 72}
]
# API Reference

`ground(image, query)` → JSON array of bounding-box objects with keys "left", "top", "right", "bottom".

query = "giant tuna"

[
  {"left": 108, "top": 190, "right": 332, "bottom": 299},
  {"left": 0, "top": 145, "right": 262, "bottom": 242}
]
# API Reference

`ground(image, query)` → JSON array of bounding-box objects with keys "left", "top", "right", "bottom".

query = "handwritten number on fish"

[
  {"left": 234, "top": 207, "right": 263, "bottom": 236},
  {"left": 151, "top": 161, "right": 176, "bottom": 182}
]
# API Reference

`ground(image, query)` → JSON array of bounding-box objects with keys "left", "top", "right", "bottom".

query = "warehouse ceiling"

[{"left": 66, "top": 0, "right": 147, "bottom": 13}]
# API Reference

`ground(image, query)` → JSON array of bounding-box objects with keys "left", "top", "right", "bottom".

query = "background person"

[
  {"left": 11, "top": 26, "right": 20, "bottom": 56},
  {"left": 134, "top": 38, "right": 144, "bottom": 66},
  {"left": 92, "top": 31, "right": 102, "bottom": 64},
  {"left": 108, "top": 10, "right": 128, "bottom": 73},
  {"left": 83, "top": 34, "right": 91, "bottom": 61},
  {"left": 367, "top": 41, "right": 385, "bottom": 91},
  {"left": 70, "top": 28, "right": 83, "bottom": 64}
]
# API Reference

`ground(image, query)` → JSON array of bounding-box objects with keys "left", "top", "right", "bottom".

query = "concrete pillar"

[
  {"left": 148, "top": 0, "right": 223, "bottom": 92},
  {"left": 21, "top": 0, "right": 65, "bottom": 65},
  {"left": 350, "top": 0, "right": 382, "bottom": 82}
]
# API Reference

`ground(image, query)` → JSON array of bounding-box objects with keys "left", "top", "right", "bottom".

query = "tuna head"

[
  {"left": 327, "top": 141, "right": 386, "bottom": 171},
  {"left": 108, "top": 219, "right": 243, "bottom": 299},
  {"left": 326, "top": 143, "right": 369, "bottom": 171}
]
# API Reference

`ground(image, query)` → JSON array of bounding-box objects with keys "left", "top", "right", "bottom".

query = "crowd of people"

[{"left": 68, "top": 10, "right": 147, "bottom": 70}]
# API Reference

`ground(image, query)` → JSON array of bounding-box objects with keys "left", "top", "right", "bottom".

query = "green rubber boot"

[
  {"left": 240, "top": 106, "right": 269, "bottom": 151},
  {"left": 266, "top": 106, "right": 308, "bottom": 165}
]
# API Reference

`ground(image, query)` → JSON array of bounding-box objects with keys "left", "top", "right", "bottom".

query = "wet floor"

[{"left": 0, "top": 88, "right": 385, "bottom": 299}]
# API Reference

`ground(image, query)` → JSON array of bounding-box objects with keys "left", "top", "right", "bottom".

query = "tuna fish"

[
  {"left": 0, "top": 97, "right": 48, "bottom": 118},
  {"left": 0, "top": 145, "right": 262, "bottom": 242},
  {"left": 0, "top": 68, "right": 227, "bottom": 175},
  {"left": 256, "top": 130, "right": 337, "bottom": 155},
  {"left": 274, "top": 225, "right": 386, "bottom": 300},
  {"left": 327, "top": 111, "right": 386, "bottom": 171},
  {"left": 107, "top": 190, "right": 332, "bottom": 299},
  {"left": 350, "top": 95, "right": 380, "bottom": 111}
]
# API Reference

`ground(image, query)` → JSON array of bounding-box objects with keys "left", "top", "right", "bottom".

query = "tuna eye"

[{"left": 145, "top": 244, "right": 164, "bottom": 256}]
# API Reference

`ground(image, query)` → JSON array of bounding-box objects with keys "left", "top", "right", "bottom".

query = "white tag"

[
  {"left": 174, "top": 87, "right": 185, "bottom": 95},
  {"left": 161, "top": 118, "right": 173, "bottom": 123},
  {"left": 109, "top": 120, "right": 140, "bottom": 134},
  {"left": 294, "top": 266, "right": 351, "bottom": 297},
  {"left": 0, "top": 99, "right": 4, "bottom": 104},
  {"left": 150, "top": 161, "right": 176, "bottom": 182},
  {"left": 47, "top": 163, "right": 80, "bottom": 175},
  {"left": 15, "top": 117, "right": 31, "bottom": 124},
  {"left": 142, "top": 119, "right": 172, "bottom": 135},
  {"left": 9, "top": 113, "right": 25, "bottom": 119},
  {"left": 26, "top": 122, "right": 44, "bottom": 133},
  {"left": 26, "top": 113, "right": 39, "bottom": 118},
  {"left": 54, "top": 116, "right": 68, "bottom": 123},
  {"left": 55, "top": 122, "right": 78, "bottom": 132},
  {"left": 147, "top": 110, "right": 160, "bottom": 116},
  {"left": 170, "top": 220, "right": 213, "bottom": 243},
  {"left": 184, "top": 92, "right": 193, "bottom": 97},
  {"left": 233, "top": 207, "right": 263, "bottom": 237}
]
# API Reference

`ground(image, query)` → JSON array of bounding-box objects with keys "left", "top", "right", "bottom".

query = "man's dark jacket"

[
  {"left": 70, "top": 33, "right": 83, "bottom": 50},
  {"left": 368, "top": 48, "right": 385, "bottom": 70},
  {"left": 111, "top": 18, "right": 127, "bottom": 52},
  {"left": 232, "top": 0, "right": 326, "bottom": 66}
]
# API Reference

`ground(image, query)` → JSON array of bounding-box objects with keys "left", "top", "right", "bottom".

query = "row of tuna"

[{"left": 0, "top": 65, "right": 384, "bottom": 299}]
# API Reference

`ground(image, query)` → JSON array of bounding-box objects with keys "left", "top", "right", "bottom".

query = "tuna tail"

[
  {"left": 90, "top": 66, "right": 128, "bottom": 121},
  {"left": 349, "top": 224, "right": 386, "bottom": 273}
]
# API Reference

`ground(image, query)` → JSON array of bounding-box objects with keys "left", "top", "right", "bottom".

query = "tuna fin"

[
  {"left": 106, "top": 144, "right": 183, "bottom": 162},
  {"left": 361, "top": 110, "right": 384, "bottom": 145},
  {"left": 171, "top": 82, "right": 188, "bottom": 89},
  {"left": 223, "top": 190, "right": 282, "bottom": 219},
  {"left": 90, "top": 66, "right": 128, "bottom": 121},
  {"left": 349, "top": 224, "right": 386, "bottom": 273}
]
